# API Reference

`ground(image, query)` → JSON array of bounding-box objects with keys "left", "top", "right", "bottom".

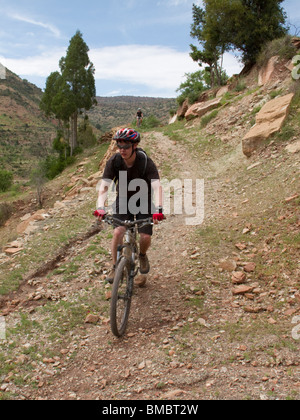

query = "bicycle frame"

[
  {"left": 104, "top": 215, "right": 153, "bottom": 274},
  {"left": 101, "top": 214, "right": 155, "bottom": 337}
]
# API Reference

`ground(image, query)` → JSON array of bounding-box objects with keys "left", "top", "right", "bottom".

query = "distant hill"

[
  {"left": 0, "top": 67, "right": 57, "bottom": 177},
  {"left": 0, "top": 67, "right": 177, "bottom": 177},
  {"left": 88, "top": 96, "right": 177, "bottom": 132}
]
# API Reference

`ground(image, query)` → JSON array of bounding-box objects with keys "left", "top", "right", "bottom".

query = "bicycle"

[
  {"left": 103, "top": 215, "right": 154, "bottom": 337},
  {"left": 137, "top": 117, "right": 142, "bottom": 128}
]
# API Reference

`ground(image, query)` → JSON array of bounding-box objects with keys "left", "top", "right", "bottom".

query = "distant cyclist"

[{"left": 136, "top": 108, "right": 143, "bottom": 127}]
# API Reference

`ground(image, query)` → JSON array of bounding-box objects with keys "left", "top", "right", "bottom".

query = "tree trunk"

[{"left": 70, "top": 112, "right": 78, "bottom": 156}]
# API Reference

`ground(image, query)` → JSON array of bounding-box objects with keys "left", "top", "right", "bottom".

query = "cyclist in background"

[
  {"left": 136, "top": 108, "right": 143, "bottom": 127},
  {"left": 94, "top": 128, "right": 164, "bottom": 284}
]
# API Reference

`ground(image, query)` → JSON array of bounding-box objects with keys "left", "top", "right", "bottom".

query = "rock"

[
  {"left": 232, "top": 285, "right": 254, "bottom": 295},
  {"left": 285, "top": 194, "right": 299, "bottom": 203},
  {"left": 16, "top": 219, "right": 32, "bottom": 235},
  {"left": 177, "top": 99, "right": 189, "bottom": 118},
  {"left": 197, "top": 318, "right": 209, "bottom": 328},
  {"left": 185, "top": 97, "right": 221, "bottom": 121},
  {"left": 291, "top": 36, "right": 300, "bottom": 49},
  {"left": 231, "top": 272, "right": 247, "bottom": 284},
  {"left": 7, "top": 240, "right": 23, "bottom": 248},
  {"left": 162, "top": 389, "right": 186, "bottom": 399},
  {"left": 244, "top": 262, "right": 256, "bottom": 273},
  {"left": 138, "top": 361, "right": 145, "bottom": 370},
  {"left": 258, "top": 56, "right": 280, "bottom": 86},
  {"left": 219, "top": 259, "right": 237, "bottom": 272},
  {"left": 134, "top": 275, "right": 147, "bottom": 287},
  {"left": 216, "top": 85, "right": 229, "bottom": 98},
  {"left": 286, "top": 140, "right": 300, "bottom": 154},
  {"left": 242, "top": 93, "right": 294, "bottom": 157},
  {"left": 84, "top": 314, "right": 100, "bottom": 324},
  {"left": 5, "top": 247, "right": 23, "bottom": 255},
  {"left": 105, "top": 291, "right": 112, "bottom": 300},
  {"left": 20, "top": 213, "right": 31, "bottom": 221},
  {"left": 235, "top": 242, "right": 247, "bottom": 251},
  {"left": 169, "top": 114, "right": 177, "bottom": 124},
  {"left": 31, "top": 209, "right": 48, "bottom": 221}
]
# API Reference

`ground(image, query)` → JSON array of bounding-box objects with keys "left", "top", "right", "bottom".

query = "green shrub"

[
  {"left": 0, "top": 203, "right": 13, "bottom": 226},
  {"left": 201, "top": 109, "right": 219, "bottom": 128},
  {"left": 257, "top": 36, "right": 297, "bottom": 69},
  {"left": 0, "top": 169, "right": 13, "bottom": 192}
]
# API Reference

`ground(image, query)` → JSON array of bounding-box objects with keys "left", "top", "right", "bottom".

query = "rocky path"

[{"left": 1, "top": 130, "right": 299, "bottom": 400}]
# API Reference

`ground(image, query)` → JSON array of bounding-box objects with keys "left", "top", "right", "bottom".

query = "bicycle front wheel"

[{"left": 110, "top": 257, "right": 132, "bottom": 337}]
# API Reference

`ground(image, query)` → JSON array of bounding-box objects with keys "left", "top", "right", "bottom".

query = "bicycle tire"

[{"left": 110, "top": 257, "right": 133, "bottom": 337}]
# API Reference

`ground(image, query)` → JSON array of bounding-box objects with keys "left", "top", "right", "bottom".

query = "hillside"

[
  {"left": 88, "top": 96, "right": 177, "bottom": 132},
  {"left": 0, "top": 68, "right": 176, "bottom": 177},
  {"left": 0, "top": 54, "right": 299, "bottom": 401},
  {"left": 0, "top": 68, "right": 57, "bottom": 177}
]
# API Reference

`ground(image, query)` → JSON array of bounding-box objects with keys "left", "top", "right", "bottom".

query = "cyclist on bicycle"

[
  {"left": 94, "top": 128, "right": 164, "bottom": 284},
  {"left": 136, "top": 108, "right": 143, "bottom": 126}
]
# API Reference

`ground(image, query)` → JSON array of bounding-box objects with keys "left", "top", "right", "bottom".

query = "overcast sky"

[{"left": 0, "top": 0, "right": 299, "bottom": 98}]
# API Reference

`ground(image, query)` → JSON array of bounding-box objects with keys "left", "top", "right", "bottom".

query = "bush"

[
  {"left": 132, "top": 115, "right": 161, "bottom": 130},
  {"left": 0, "top": 203, "right": 13, "bottom": 226},
  {"left": 176, "top": 71, "right": 208, "bottom": 106},
  {"left": 257, "top": 36, "right": 297, "bottom": 69},
  {"left": 0, "top": 169, "right": 13, "bottom": 192}
]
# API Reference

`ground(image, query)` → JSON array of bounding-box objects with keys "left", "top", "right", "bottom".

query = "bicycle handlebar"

[{"left": 103, "top": 215, "right": 153, "bottom": 230}]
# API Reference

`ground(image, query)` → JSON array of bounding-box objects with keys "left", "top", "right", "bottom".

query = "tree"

[
  {"left": 190, "top": 0, "right": 240, "bottom": 87},
  {"left": 40, "top": 31, "right": 96, "bottom": 155},
  {"left": 30, "top": 162, "right": 47, "bottom": 208},
  {"left": 235, "top": 0, "right": 288, "bottom": 65},
  {"left": 176, "top": 70, "right": 208, "bottom": 105},
  {"left": 190, "top": 0, "right": 288, "bottom": 74},
  {"left": 0, "top": 169, "right": 13, "bottom": 192}
]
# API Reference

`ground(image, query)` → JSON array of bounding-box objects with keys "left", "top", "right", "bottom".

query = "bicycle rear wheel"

[{"left": 110, "top": 257, "right": 133, "bottom": 337}]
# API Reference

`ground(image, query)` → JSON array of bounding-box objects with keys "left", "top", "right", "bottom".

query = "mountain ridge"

[{"left": 88, "top": 95, "right": 177, "bottom": 132}]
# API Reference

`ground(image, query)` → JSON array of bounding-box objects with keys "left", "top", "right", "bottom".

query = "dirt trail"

[{"left": 1, "top": 131, "right": 299, "bottom": 401}]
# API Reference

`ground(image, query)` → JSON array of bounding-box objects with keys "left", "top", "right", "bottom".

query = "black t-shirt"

[{"left": 102, "top": 151, "right": 160, "bottom": 214}]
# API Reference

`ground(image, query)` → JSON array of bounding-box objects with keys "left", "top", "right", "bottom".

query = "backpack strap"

[{"left": 137, "top": 149, "right": 148, "bottom": 178}]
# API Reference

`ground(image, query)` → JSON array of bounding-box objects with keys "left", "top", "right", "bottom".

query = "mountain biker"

[
  {"left": 136, "top": 108, "right": 143, "bottom": 126},
  {"left": 94, "top": 128, "right": 164, "bottom": 284}
]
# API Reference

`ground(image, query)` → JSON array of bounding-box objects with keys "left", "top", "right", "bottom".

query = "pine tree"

[{"left": 40, "top": 31, "right": 96, "bottom": 155}]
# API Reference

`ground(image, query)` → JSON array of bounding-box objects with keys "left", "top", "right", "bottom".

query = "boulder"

[
  {"left": 185, "top": 97, "right": 221, "bottom": 121},
  {"left": 258, "top": 56, "right": 280, "bottom": 86},
  {"left": 216, "top": 85, "right": 229, "bottom": 98},
  {"left": 242, "top": 93, "right": 294, "bottom": 157},
  {"left": 177, "top": 99, "right": 189, "bottom": 118},
  {"left": 291, "top": 37, "right": 300, "bottom": 49},
  {"left": 169, "top": 114, "right": 178, "bottom": 125},
  {"left": 286, "top": 139, "right": 300, "bottom": 154}
]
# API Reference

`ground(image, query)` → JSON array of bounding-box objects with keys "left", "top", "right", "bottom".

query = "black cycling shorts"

[{"left": 113, "top": 212, "right": 153, "bottom": 236}]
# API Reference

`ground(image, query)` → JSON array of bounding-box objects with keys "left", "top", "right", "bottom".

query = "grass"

[{"left": 200, "top": 110, "right": 219, "bottom": 128}]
